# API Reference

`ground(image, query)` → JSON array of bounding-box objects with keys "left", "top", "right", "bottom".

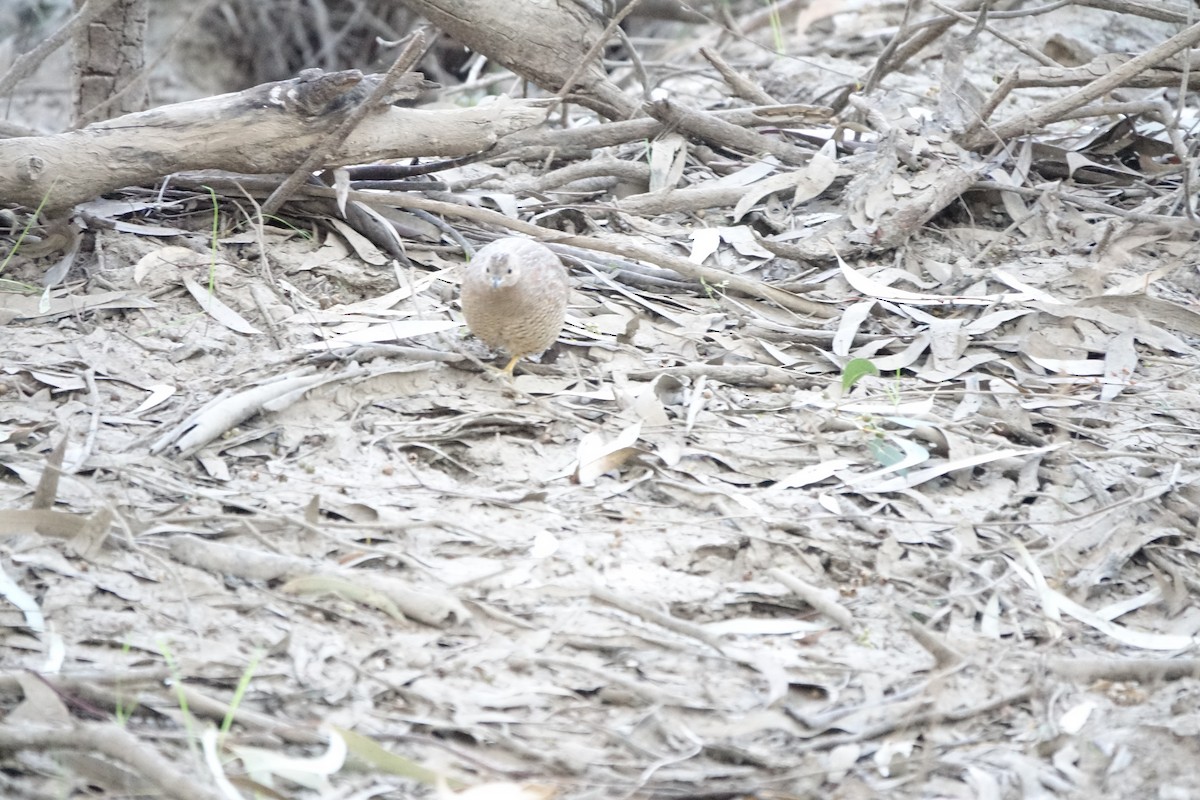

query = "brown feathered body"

[{"left": 461, "top": 238, "right": 569, "bottom": 373}]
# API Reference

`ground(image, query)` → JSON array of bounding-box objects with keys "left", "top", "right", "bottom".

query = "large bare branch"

[
  {"left": 400, "top": 0, "right": 639, "bottom": 119},
  {"left": 0, "top": 69, "right": 546, "bottom": 211}
]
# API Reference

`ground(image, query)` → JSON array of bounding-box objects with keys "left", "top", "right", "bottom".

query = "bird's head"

[{"left": 479, "top": 252, "right": 519, "bottom": 290}]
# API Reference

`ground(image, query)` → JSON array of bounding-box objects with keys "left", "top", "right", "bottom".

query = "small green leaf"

[
  {"left": 867, "top": 437, "right": 906, "bottom": 467},
  {"left": 841, "top": 358, "right": 880, "bottom": 392}
]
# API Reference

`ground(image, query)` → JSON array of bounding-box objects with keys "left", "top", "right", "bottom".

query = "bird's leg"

[{"left": 501, "top": 354, "right": 521, "bottom": 375}]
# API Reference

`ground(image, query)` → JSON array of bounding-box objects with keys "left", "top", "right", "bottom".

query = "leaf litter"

[{"left": 4, "top": 1, "right": 1200, "bottom": 798}]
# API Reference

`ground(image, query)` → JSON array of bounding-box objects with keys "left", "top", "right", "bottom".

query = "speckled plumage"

[{"left": 461, "top": 238, "right": 569, "bottom": 374}]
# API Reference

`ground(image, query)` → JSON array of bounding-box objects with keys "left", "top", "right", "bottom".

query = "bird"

[{"left": 460, "top": 237, "right": 569, "bottom": 375}]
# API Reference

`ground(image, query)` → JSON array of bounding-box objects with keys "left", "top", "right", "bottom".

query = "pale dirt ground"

[{"left": 3, "top": 2, "right": 1200, "bottom": 799}]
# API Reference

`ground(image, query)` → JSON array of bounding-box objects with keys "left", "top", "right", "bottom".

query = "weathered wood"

[
  {"left": 72, "top": 0, "right": 149, "bottom": 125},
  {"left": 400, "top": 0, "right": 638, "bottom": 120},
  {"left": 0, "top": 69, "right": 546, "bottom": 211}
]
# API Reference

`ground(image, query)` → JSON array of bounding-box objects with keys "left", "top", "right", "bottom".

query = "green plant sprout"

[
  {"left": 764, "top": 1, "right": 785, "bottom": 54},
  {"left": 203, "top": 186, "right": 221, "bottom": 294},
  {"left": 158, "top": 639, "right": 200, "bottom": 762},
  {"left": 260, "top": 215, "right": 314, "bottom": 239},
  {"left": 114, "top": 637, "right": 139, "bottom": 726},
  {"left": 219, "top": 649, "right": 264, "bottom": 745},
  {"left": 699, "top": 274, "right": 729, "bottom": 301},
  {"left": 0, "top": 277, "right": 39, "bottom": 294},
  {"left": 0, "top": 185, "right": 56, "bottom": 276},
  {"left": 227, "top": 209, "right": 313, "bottom": 240},
  {"left": 884, "top": 369, "right": 903, "bottom": 407},
  {"left": 841, "top": 359, "right": 912, "bottom": 467}
]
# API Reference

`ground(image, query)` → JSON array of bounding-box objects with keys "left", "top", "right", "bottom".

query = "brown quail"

[{"left": 460, "top": 238, "right": 569, "bottom": 374}]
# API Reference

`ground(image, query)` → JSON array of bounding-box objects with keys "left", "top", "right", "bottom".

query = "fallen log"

[{"left": 0, "top": 68, "right": 546, "bottom": 211}]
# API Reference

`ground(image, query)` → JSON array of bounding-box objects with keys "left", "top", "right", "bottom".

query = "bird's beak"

[{"left": 490, "top": 276, "right": 503, "bottom": 289}]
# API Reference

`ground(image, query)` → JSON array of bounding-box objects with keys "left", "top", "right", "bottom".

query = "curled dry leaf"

[
  {"left": 182, "top": 275, "right": 262, "bottom": 335},
  {"left": 133, "top": 245, "right": 207, "bottom": 285},
  {"left": 572, "top": 422, "right": 642, "bottom": 486},
  {"left": 732, "top": 138, "right": 839, "bottom": 221},
  {"left": 229, "top": 726, "right": 346, "bottom": 791}
]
